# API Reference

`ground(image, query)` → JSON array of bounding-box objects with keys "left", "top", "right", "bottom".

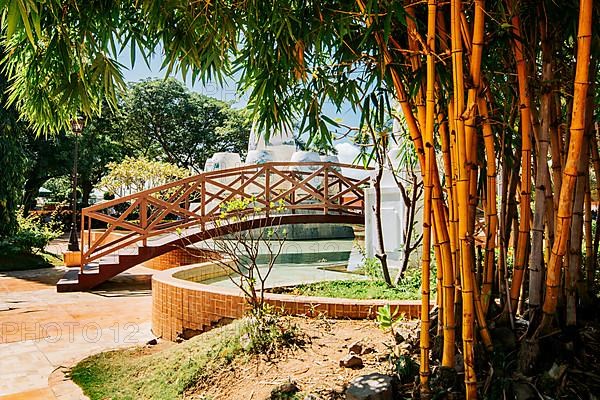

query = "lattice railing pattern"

[{"left": 80, "top": 162, "right": 370, "bottom": 267}]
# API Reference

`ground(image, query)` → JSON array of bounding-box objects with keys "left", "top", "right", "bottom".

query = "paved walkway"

[{"left": 0, "top": 267, "right": 154, "bottom": 399}]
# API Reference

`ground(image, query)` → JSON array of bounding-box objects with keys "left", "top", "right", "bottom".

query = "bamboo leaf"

[
  {"left": 16, "top": 0, "right": 35, "bottom": 46},
  {"left": 6, "top": 0, "right": 19, "bottom": 40}
]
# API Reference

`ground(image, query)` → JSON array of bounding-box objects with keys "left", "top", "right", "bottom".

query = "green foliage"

[
  {"left": 0, "top": 211, "right": 63, "bottom": 255},
  {"left": 376, "top": 304, "right": 418, "bottom": 384},
  {"left": 71, "top": 322, "right": 246, "bottom": 400},
  {"left": 396, "top": 264, "right": 437, "bottom": 298},
  {"left": 376, "top": 304, "right": 405, "bottom": 331},
  {"left": 0, "top": 252, "right": 61, "bottom": 271},
  {"left": 0, "top": 1, "right": 143, "bottom": 134},
  {"left": 100, "top": 156, "right": 190, "bottom": 196},
  {"left": 76, "top": 105, "right": 133, "bottom": 206},
  {"left": 0, "top": 59, "right": 26, "bottom": 238},
  {"left": 0, "top": 129, "right": 25, "bottom": 238},
  {"left": 19, "top": 130, "right": 75, "bottom": 215},
  {"left": 239, "top": 307, "right": 303, "bottom": 357},
  {"left": 123, "top": 79, "right": 250, "bottom": 171},
  {"left": 357, "top": 256, "right": 383, "bottom": 280},
  {"left": 43, "top": 177, "right": 72, "bottom": 203},
  {"left": 394, "top": 354, "right": 418, "bottom": 383},
  {"left": 287, "top": 280, "right": 417, "bottom": 300}
]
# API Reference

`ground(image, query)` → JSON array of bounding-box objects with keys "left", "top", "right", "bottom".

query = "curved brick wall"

[
  {"left": 152, "top": 263, "right": 425, "bottom": 341},
  {"left": 143, "top": 248, "right": 221, "bottom": 271}
]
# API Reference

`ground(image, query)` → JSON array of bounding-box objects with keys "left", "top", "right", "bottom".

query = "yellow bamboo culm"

[
  {"left": 356, "top": 0, "right": 455, "bottom": 372},
  {"left": 438, "top": 113, "right": 457, "bottom": 368},
  {"left": 507, "top": 3, "right": 533, "bottom": 315},
  {"left": 540, "top": 0, "right": 593, "bottom": 328},
  {"left": 451, "top": 0, "right": 477, "bottom": 398},
  {"left": 479, "top": 97, "right": 498, "bottom": 313},
  {"left": 419, "top": 0, "right": 437, "bottom": 394},
  {"left": 466, "top": 0, "right": 498, "bottom": 315}
]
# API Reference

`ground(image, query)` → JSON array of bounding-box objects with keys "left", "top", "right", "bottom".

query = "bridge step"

[
  {"left": 56, "top": 245, "right": 167, "bottom": 291},
  {"left": 57, "top": 214, "right": 365, "bottom": 291}
]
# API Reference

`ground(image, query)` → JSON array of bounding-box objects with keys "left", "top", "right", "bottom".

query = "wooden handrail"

[{"left": 80, "top": 162, "right": 371, "bottom": 269}]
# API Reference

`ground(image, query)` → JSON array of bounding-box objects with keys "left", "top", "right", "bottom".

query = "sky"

[
  {"left": 120, "top": 49, "right": 245, "bottom": 106},
  {"left": 118, "top": 47, "right": 362, "bottom": 164},
  {"left": 118, "top": 47, "right": 360, "bottom": 130}
]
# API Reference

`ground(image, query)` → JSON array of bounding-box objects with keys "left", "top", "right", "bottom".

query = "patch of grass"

[
  {"left": 71, "top": 322, "right": 245, "bottom": 400},
  {"left": 0, "top": 252, "right": 61, "bottom": 271},
  {"left": 71, "top": 313, "right": 304, "bottom": 400},
  {"left": 284, "top": 279, "right": 421, "bottom": 300}
]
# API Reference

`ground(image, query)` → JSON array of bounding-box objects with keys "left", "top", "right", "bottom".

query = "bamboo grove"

[
  {"left": 355, "top": 1, "right": 598, "bottom": 398},
  {"left": 1, "top": 0, "right": 599, "bottom": 398}
]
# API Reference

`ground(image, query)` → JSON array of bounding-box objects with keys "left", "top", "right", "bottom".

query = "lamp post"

[{"left": 68, "top": 117, "right": 85, "bottom": 252}]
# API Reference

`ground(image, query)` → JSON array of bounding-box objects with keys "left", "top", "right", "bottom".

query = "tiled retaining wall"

[{"left": 152, "top": 263, "right": 425, "bottom": 341}]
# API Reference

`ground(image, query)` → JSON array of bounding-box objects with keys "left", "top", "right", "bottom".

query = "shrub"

[
  {"left": 357, "top": 256, "right": 383, "bottom": 280},
  {"left": 239, "top": 307, "right": 304, "bottom": 357},
  {"left": 0, "top": 211, "right": 63, "bottom": 255}
]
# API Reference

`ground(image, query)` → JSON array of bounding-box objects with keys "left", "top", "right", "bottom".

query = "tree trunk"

[
  {"left": 371, "top": 161, "right": 393, "bottom": 286},
  {"left": 22, "top": 177, "right": 45, "bottom": 216},
  {"left": 81, "top": 180, "right": 94, "bottom": 208}
]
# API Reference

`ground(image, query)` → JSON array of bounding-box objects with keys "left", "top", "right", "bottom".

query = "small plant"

[
  {"left": 376, "top": 304, "right": 405, "bottom": 333},
  {"left": 239, "top": 306, "right": 304, "bottom": 357},
  {"left": 376, "top": 305, "right": 417, "bottom": 383},
  {"left": 394, "top": 354, "right": 418, "bottom": 384},
  {"left": 357, "top": 256, "right": 383, "bottom": 280},
  {"left": 208, "top": 196, "right": 287, "bottom": 311}
]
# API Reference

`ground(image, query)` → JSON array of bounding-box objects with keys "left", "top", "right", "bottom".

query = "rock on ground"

[{"left": 345, "top": 373, "right": 394, "bottom": 400}]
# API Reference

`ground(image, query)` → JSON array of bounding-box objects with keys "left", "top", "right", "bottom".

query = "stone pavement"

[{"left": 0, "top": 267, "right": 155, "bottom": 399}]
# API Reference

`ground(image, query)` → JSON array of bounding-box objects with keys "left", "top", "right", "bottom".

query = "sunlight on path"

[{"left": 0, "top": 269, "right": 153, "bottom": 399}]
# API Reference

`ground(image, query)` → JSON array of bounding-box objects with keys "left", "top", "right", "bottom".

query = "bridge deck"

[{"left": 58, "top": 162, "right": 370, "bottom": 291}]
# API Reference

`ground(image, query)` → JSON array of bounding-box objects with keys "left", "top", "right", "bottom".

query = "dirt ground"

[{"left": 187, "top": 317, "right": 411, "bottom": 400}]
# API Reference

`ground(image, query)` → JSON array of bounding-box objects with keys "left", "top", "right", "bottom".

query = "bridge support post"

[
  {"left": 265, "top": 168, "right": 270, "bottom": 218},
  {"left": 324, "top": 165, "right": 329, "bottom": 215},
  {"left": 141, "top": 198, "right": 148, "bottom": 246}
]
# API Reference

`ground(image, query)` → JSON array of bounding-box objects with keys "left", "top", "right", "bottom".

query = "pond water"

[{"left": 200, "top": 239, "right": 367, "bottom": 289}]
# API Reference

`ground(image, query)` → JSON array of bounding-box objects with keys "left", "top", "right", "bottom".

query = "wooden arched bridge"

[{"left": 57, "top": 162, "right": 370, "bottom": 291}]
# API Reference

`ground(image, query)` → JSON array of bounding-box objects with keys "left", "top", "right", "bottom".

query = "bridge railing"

[{"left": 80, "top": 162, "right": 371, "bottom": 268}]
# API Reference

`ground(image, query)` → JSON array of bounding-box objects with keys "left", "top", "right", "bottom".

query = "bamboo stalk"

[
  {"left": 529, "top": 21, "right": 553, "bottom": 309},
  {"left": 588, "top": 123, "right": 600, "bottom": 289},
  {"left": 540, "top": 0, "right": 593, "bottom": 329},
  {"left": 479, "top": 97, "right": 498, "bottom": 312},
  {"left": 566, "top": 134, "right": 589, "bottom": 326},
  {"left": 419, "top": 0, "right": 437, "bottom": 393},
  {"left": 438, "top": 112, "right": 457, "bottom": 368},
  {"left": 507, "top": 3, "right": 534, "bottom": 314},
  {"left": 356, "top": 0, "right": 456, "bottom": 370},
  {"left": 451, "top": 0, "right": 477, "bottom": 397},
  {"left": 405, "top": 1, "right": 427, "bottom": 132}
]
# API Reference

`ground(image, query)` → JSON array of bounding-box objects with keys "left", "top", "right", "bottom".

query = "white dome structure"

[
  {"left": 205, "top": 152, "right": 242, "bottom": 171},
  {"left": 248, "top": 121, "right": 296, "bottom": 162},
  {"left": 245, "top": 149, "right": 274, "bottom": 165}
]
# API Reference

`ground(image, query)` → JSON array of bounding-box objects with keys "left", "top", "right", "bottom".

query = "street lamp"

[{"left": 68, "top": 116, "right": 85, "bottom": 252}]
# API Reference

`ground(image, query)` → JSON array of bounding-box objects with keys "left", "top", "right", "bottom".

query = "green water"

[{"left": 200, "top": 239, "right": 365, "bottom": 288}]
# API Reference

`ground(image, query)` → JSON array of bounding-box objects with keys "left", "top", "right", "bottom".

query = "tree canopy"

[{"left": 123, "top": 78, "right": 250, "bottom": 171}]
